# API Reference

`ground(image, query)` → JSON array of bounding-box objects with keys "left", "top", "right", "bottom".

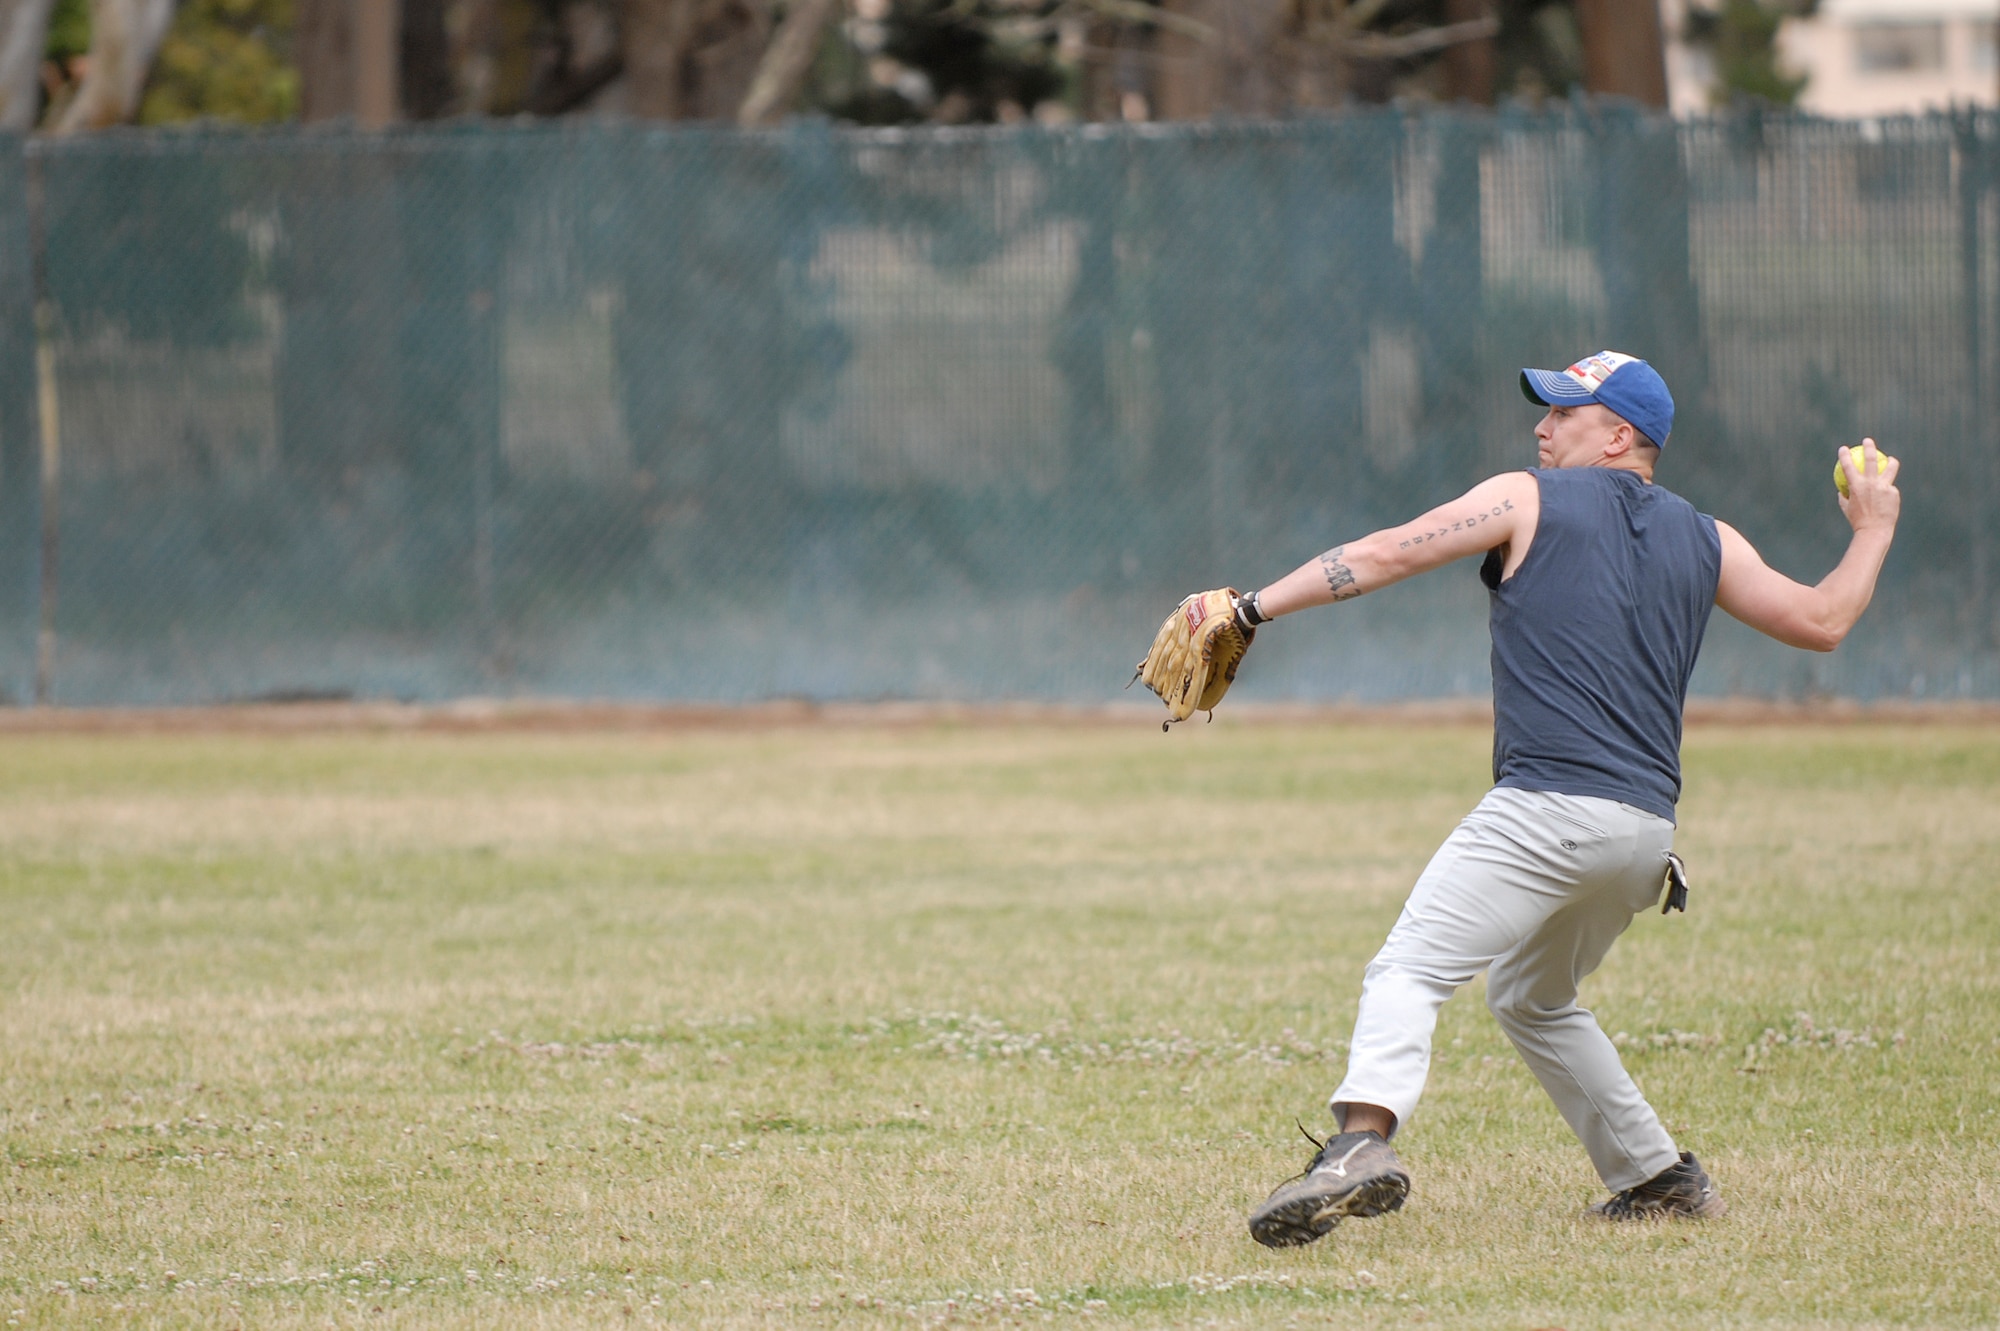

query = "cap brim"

[{"left": 1520, "top": 367, "right": 1600, "bottom": 406}]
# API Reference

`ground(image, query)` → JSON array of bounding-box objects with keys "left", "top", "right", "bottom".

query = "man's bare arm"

[
  {"left": 1714, "top": 439, "right": 1900, "bottom": 652},
  {"left": 1255, "top": 472, "right": 1539, "bottom": 619}
]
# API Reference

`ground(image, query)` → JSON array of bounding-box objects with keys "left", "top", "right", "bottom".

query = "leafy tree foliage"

[
  {"left": 34, "top": 0, "right": 1650, "bottom": 130},
  {"left": 140, "top": 0, "right": 298, "bottom": 124},
  {"left": 1683, "top": 0, "right": 1810, "bottom": 107},
  {"left": 37, "top": 0, "right": 93, "bottom": 123},
  {"left": 1492, "top": 0, "right": 1587, "bottom": 102},
  {"left": 810, "top": 0, "right": 1064, "bottom": 125},
  {"left": 45, "top": 0, "right": 89, "bottom": 62}
]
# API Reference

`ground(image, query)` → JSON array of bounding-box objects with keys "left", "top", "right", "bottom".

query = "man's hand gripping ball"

[
  {"left": 1833, "top": 440, "right": 1898, "bottom": 499},
  {"left": 1131, "top": 588, "right": 1256, "bottom": 729}
]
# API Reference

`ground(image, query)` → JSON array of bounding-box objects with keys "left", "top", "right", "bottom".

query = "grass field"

[{"left": 2, "top": 720, "right": 1997, "bottom": 1329}]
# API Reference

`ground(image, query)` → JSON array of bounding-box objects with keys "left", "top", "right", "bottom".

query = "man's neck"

[{"left": 1591, "top": 454, "right": 1654, "bottom": 484}]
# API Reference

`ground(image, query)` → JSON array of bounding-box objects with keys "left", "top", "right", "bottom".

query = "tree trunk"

[
  {"left": 1153, "top": 0, "right": 1288, "bottom": 119},
  {"left": 353, "top": 0, "right": 398, "bottom": 125},
  {"left": 298, "top": 0, "right": 402, "bottom": 124},
  {"left": 737, "top": 0, "right": 837, "bottom": 126},
  {"left": 53, "top": 0, "right": 181, "bottom": 132},
  {"left": 449, "top": 0, "right": 502, "bottom": 114},
  {"left": 1436, "top": 0, "right": 1494, "bottom": 104},
  {"left": 400, "top": 0, "right": 453, "bottom": 118},
  {"left": 684, "top": 0, "right": 766, "bottom": 118},
  {"left": 624, "top": 0, "right": 769, "bottom": 121},
  {"left": 623, "top": 0, "right": 705, "bottom": 118},
  {"left": 0, "top": 0, "right": 55, "bottom": 130},
  {"left": 295, "top": 0, "right": 356, "bottom": 121},
  {"left": 1573, "top": 0, "right": 1668, "bottom": 107}
]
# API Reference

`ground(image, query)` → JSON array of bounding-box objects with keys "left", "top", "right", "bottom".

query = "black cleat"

[
  {"left": 1248, "top": 1128, "right": 1411, "bottom": 1248},
  {"left": 1589, "top": 1151, "right": 1726, "bottom": 1221}
]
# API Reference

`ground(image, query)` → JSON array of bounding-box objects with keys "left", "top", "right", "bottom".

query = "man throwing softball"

[{"left": 1225, "top": 350, "right": 1901, "bottom": 1245}]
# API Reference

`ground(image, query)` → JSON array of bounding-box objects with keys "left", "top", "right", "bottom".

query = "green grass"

[{"left": 1, "top": 722, "right": 1997, "bottom": 1328}]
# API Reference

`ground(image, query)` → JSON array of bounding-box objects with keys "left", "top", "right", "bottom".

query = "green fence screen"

[{"left": 3, "top": 106, "right": 1996, "bottom": 706}]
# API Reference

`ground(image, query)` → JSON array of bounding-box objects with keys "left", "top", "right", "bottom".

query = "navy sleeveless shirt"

[{"left": 1479, "top": 468, "right": 1721, "bottom": 822}]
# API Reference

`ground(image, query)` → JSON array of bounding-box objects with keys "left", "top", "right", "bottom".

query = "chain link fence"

[{"left": 0, "top": 106, "right": 1994, "bottom": 706}]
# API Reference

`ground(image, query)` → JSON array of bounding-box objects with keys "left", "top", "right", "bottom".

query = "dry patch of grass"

[{"left": 1, "top": 724, "right": 1996, "bottom": 1328}]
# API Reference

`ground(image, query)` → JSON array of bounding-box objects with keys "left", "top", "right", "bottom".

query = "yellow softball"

[{"left": 1833, "top": 444, "right": 1895, "bottom": 498}]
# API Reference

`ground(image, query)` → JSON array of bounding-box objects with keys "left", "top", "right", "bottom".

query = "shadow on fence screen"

[{"left": 0, "top": 106, "right": 1994, "bottom": 706}]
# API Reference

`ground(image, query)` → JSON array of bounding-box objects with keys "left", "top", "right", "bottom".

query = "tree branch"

[
  {"left": 1066, "top": 0, "right": 1217, "bottom": 46},
  {"left": 527, "top": 51, "right": 625, "bottom": 115},
  {"left": 737, "top": 0, "right": 841, "bottom": 127},
  {"left": 1341, "top": 15, "right": 1499, "bottom": 61},
  {"left": 55, "top": 0, "right": 182, "bottom": 132}
]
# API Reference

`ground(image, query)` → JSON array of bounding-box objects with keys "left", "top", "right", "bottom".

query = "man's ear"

[{"left": 1602, "top": 420, "right": 1635, "bottom": 459}]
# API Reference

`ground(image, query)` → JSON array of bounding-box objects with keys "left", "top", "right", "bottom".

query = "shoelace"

[
  {"left": 1599, "top": 1188, "right": 1646, "bottom": 1218},
  {"left": 1272, "top": 1120, "right": 1337, "bottom": 1186}
]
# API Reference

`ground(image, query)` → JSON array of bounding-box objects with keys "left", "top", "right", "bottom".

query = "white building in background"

[
  {"left": 1783, "top": 0, "right": 1998, "bottom": 114},
  {"left": 1664, "top": 0, "right": 2000, "bottom": 116}
]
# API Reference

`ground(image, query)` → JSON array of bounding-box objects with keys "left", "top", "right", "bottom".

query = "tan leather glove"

[{"left": 1131, "top": 588, "right": 1255, "bottom": 728}]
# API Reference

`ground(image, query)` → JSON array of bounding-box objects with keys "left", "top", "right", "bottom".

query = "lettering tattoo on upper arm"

[
  {"left": 1397, "top": 498, "right": 1514, "bottom": 550},
  {"left": 1319, "top": 546, "right": 1360, "bottom": 600}
]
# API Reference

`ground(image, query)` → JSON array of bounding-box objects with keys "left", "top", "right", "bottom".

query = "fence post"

[
  {"left": 24, "top": 148, "right": 55, "bottom": 707},
  {"left": 0, "top": 136, "right": 37, "bottom": 708},
  {"left": 32, "top": 299, "right": 55, "bottom": 706},
  {"left": 468, "top": 148, "right": 505, "bottom": 684},
  {"left": 1957, "top": 111, "right": 1994, "bottom": 652}
]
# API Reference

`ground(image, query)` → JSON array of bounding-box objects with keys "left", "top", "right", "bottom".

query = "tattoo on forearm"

[{"left": 1319, "top": 546, "right": 1360, "bottom": 600}]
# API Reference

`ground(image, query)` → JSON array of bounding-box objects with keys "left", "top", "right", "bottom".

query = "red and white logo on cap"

[{"left": 1563, "top": 350, "right": 1639, "bottom": 392}]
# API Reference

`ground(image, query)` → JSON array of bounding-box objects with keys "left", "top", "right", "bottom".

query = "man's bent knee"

[{"left": 1485, "top": 986, "right": 1577, "bottom": 1031}]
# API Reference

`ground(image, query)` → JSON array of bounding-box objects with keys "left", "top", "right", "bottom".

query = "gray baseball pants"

[{"left": 1329, "top": 786, "right": 1681, "bottom": 1192}]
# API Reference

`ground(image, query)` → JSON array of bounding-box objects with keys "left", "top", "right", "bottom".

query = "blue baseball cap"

[{"left": 1519, "top": 351, "right": 1675, "bottom": 449}]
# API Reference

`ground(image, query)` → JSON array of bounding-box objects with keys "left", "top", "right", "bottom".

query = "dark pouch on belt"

[{"left": 1661, "top": 851, "right": 1690, "bottom": 914}]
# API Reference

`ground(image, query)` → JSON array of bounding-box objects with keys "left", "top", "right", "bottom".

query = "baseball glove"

[{"left": 1131, "top": 588, "right": 1255, "bottom": 729}]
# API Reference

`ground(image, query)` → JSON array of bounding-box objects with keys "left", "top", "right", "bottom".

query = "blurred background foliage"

[
  {"left": 38, "top": 0, "right": 93, "bottom": 121},
  {"left": 17, "top": 0, "right": 1774, "bottom": 133},
  {"left": 1681, "top": 0, "right": 1812, "bottom": 108},
  {"left": 807, "top": 0, "right": 1068, "bottom": 127},
  {"left": 140, "top": 0, "right": 298, "bottom": 124}
]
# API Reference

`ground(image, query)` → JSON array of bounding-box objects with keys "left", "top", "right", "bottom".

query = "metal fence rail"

[{"left": 0, "top": 107, "right": 1994, "bottom": 706}]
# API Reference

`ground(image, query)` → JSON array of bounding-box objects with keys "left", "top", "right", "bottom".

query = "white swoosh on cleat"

[{"left": 1322, "top": 1141, "right": 1368, "bottom": 1178}]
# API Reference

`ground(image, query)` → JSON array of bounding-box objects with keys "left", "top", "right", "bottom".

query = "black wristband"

[{"left": 1235, "top": 590, "right": 1268, "bottom": 629}]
